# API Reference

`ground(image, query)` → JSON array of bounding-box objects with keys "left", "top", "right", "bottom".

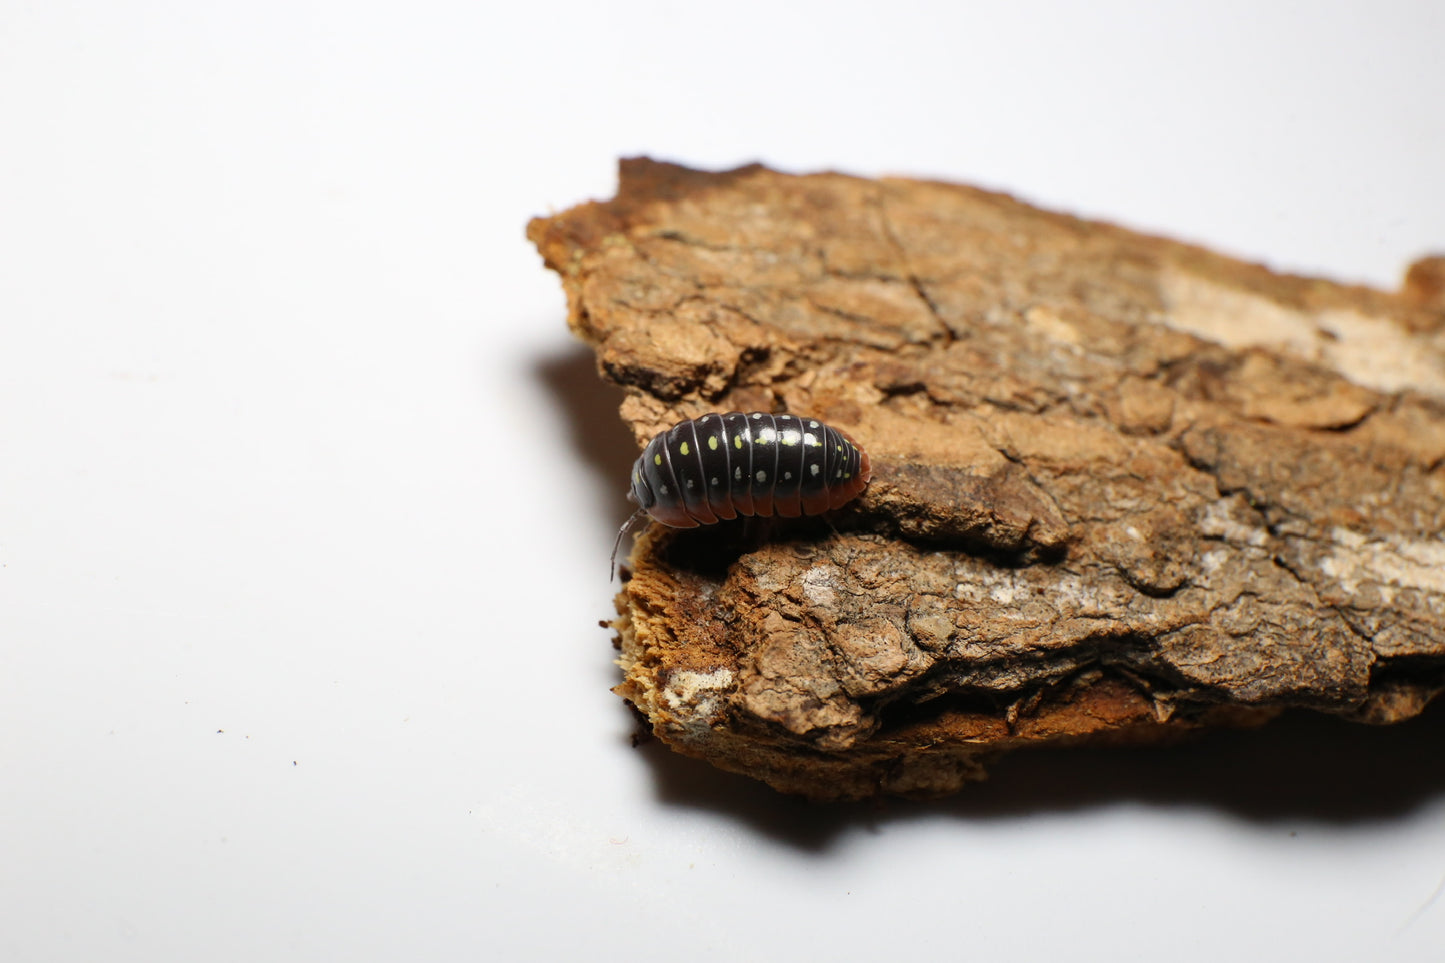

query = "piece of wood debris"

[{"left": 530, "top": 158, "right": 1445, "bottom": 800}]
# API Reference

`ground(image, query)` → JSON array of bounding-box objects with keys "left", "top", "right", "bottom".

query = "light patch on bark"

[
  {"left": 1318, "top": 528, "right": 1445, "bottom": 597},
  {"left": 800, "top": 564, "right": 842, "bottom": 609},
  {"left": 1198, "top": 498, "right": 1270, "bottom": 547},
  {"left": 660, "top": 668, "right": 735, "bottom": 741},
  {"left": 1160, "top": 269, "right": 1445, "bottom": 398}
]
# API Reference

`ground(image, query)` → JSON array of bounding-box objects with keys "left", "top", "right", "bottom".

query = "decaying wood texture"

[{"left": 529, "top": 158, "right": 1445, "bottom": 800}]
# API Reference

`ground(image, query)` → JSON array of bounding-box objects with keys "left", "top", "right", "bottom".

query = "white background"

[{"left": 3, "top": 2, "right": 1444, "bottom": 960}]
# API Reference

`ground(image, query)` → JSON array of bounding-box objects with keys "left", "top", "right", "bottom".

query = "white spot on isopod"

[
  {"left": 756, "top": 470, "right": 767, "bottom": 483},
  {"left": 810, "top": 463, "right": 820, "bottom": 477}
]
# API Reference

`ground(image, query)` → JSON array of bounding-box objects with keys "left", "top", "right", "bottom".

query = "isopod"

[{"left": 612, "top": 412, "right": 871, "bottom": 573}]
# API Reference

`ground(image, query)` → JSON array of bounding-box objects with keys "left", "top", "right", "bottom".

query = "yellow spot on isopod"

[
  {"left": 654, "top": 454, "right": 662, "bottom": 465},
  {"left": 708, "top": 435, "right": 718, "bottom": 450},
  {"left": 680, "top": 441, "right": 690, "bottom": 456},
  {"left": 734, "top": 434, "right": 742, "bottom": 449}
]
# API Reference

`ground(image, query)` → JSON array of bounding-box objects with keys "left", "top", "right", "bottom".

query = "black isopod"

[{"left": 612, "top": 412, "right": 872, "bottom": 572}]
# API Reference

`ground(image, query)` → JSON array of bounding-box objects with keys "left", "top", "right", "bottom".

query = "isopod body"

[{"left": 628, "top": 412, "right": 871, "bottom": 528}]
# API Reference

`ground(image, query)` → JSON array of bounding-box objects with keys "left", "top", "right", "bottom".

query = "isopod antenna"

[{"left": 610, "top": 507, "right": 648, "bottom": 581}]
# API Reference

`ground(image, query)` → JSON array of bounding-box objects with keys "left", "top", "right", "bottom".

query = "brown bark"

[{"left": 529, "top": 159, "right": 1445, "bottom": 800}]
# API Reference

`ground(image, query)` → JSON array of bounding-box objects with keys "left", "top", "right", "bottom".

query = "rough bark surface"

[{"left": 529, "top": 159, "right": 1445, "bottom": 800}]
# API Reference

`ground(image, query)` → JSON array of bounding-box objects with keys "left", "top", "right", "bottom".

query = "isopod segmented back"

[{"left": 628, "top": 412, "right": 871, "bottom": 529}]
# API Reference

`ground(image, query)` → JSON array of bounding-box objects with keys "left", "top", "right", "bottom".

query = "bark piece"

[{"left": 529, "top": 159, "right": 1445, "bottom": 800}]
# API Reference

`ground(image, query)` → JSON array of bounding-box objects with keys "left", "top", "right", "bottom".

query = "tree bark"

[{"left": 529, "top": 159, "right": 1445, "bottom": 800}]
